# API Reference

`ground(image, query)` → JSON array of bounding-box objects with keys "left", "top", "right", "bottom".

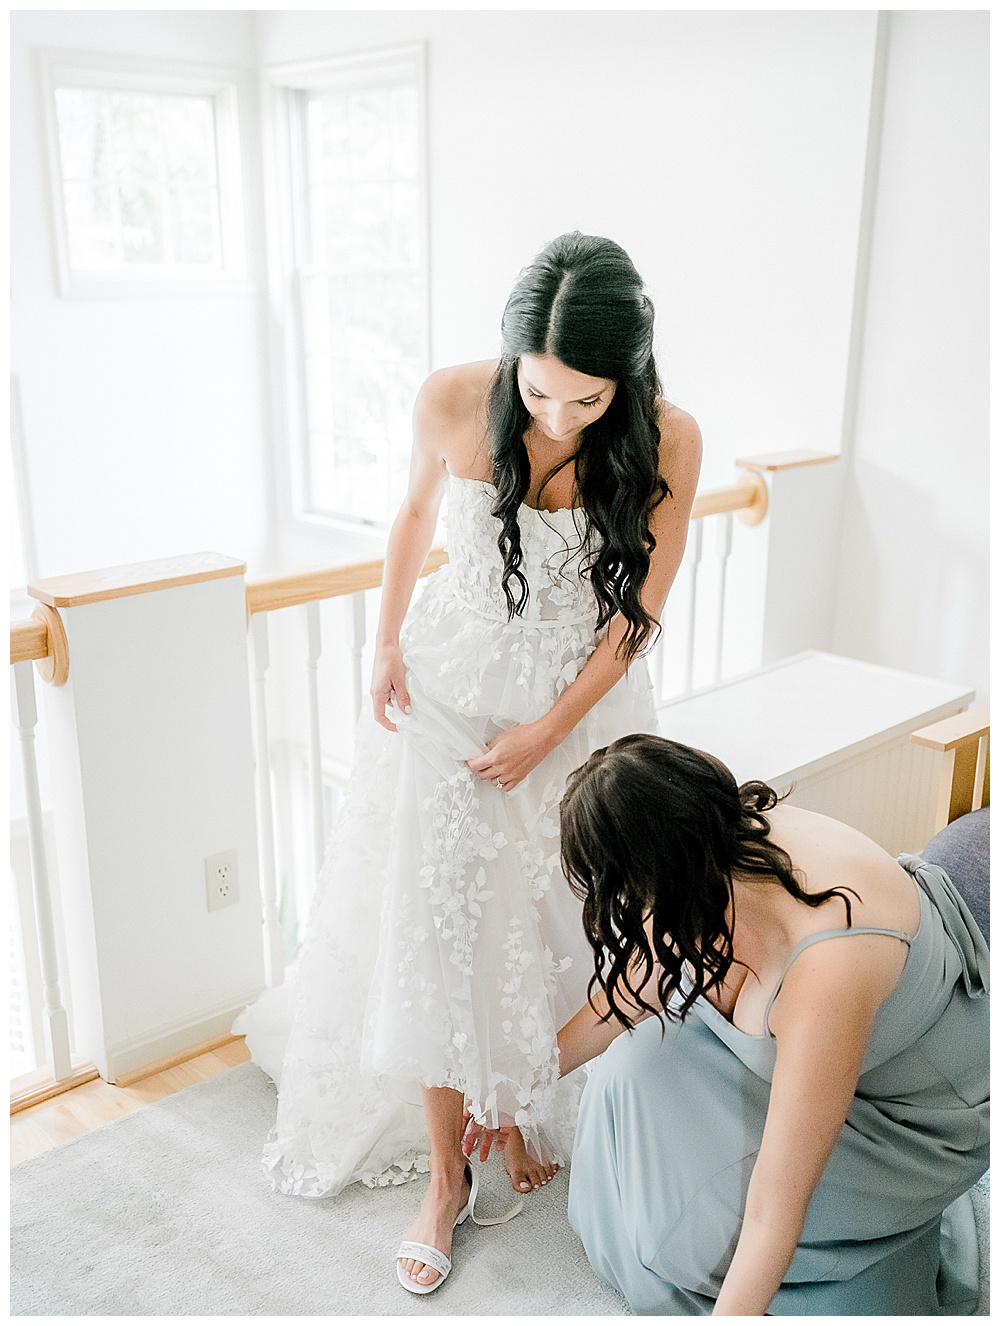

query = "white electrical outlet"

[{"left": 205, "top": 850, "right": 239, "bottom": 912}]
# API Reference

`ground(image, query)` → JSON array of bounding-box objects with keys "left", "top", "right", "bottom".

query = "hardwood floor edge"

[
  {"left": 111, "top": 1033, "right": 245, "bottom": 1087},
  {"left": 10, "top": 1063, "right": 101, "bottom": 1115},
  {"left": 10, "top": 1033, "right": 248, "bottom": 1112}
]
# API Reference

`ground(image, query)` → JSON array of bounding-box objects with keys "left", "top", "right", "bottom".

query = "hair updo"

[{"left": 486, "top": 232, "right": 669, "bottom": 665}]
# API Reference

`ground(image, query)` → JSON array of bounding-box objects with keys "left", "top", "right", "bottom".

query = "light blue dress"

[{"left": 567, "top": 856, "right": 989, "bottom": 1315}]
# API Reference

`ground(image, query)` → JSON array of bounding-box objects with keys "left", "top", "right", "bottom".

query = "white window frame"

[
  {"left": 38, "top": 48, "right": 251, "bottom": 298},
  {"left": 263, "top": 44, "right": 430, "bottom": 540}
]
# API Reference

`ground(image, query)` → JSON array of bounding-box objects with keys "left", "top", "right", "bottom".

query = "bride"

[{"left": 235, "top": 231, "right": 702, "bottom": 1292}]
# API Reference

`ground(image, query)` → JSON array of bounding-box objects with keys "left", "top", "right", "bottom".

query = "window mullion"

[
  {"left": 102, "top": 92, "right": 126, "bottom": 267},
  {"left": 156, "top": 94, "right": 175, "bottom": 267}
]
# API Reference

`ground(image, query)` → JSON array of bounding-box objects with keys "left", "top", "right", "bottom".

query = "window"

[
  {"left": 40, "top": 51, "right": 248, "bottom": 294},
  {"left": 270, "top": 46, "right": 428, "bottom": 529}
]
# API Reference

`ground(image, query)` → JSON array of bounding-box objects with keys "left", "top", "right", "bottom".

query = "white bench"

[{"left": 656, "top": 651, "right": 975, "bottom": 856}]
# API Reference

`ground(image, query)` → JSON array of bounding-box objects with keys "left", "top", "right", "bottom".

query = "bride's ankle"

[{"left": 427, "top": 1157, "right": 469, "bottom": 1193}]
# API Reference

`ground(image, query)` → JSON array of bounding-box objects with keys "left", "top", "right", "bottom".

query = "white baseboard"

[{"left": 104, "top": 990, "right": 264, "bottom": 1082}]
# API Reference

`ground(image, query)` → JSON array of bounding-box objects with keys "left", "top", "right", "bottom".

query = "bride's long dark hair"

[
  {"left": 560, "top": 734, "right": 857, "bottom": 1028},
  {"left": 487, "top": 232, "right": 669, "bottom": 666}
]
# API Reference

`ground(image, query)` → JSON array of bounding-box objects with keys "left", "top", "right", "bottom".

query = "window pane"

[
  {"left": 326, "top": 276, "right": 353, "bottom": 356},
  {"left": 300, "top": 64, "right": 424, "bottom": 526},
  {"left": 162, "top": 96, "right": 215, "bottom": 187},
  {"left": 301, "top": 274, "right": 332, "bottom": 355},
  {"left": 305, "top": 356, "right": 334, "bottom": 433},
  {"left": 312, "top": 94, "right": 351, "bottom": 182},
  {"left": 309, "top": 432, "right": 374, "bottom": 524},
  {"left": 314, "top": 185, "right": 353, "bottom": 268},
  {"left": 348, "top": 89, "right": 393, "bottom": 179},
  {"left": 54, "top": 88, "right": 110, "bottom": 181},
  {"left": 345, "top": 273, "right": 387, "bottom": 347},
  {"left": 168, "top": 187, "right": 216, "bottom": 264},
  {"left": 351, "top": 183, "right": 394, "bottom": 268},
  {"left": 118, "top": 179, "right": 164, "bottom": 263},
  {"left": 390, "top": 85, "right": 418, "bottom": 179},
  {"left": 392, "top": 184, "right": 420, "bottom": 268},
  {"left": 384, "top": 276, "right": 422, "bottom": 358},
  {"left": 52, "top": 74, "right": 232, "bottom": 277},
  {"left": 62, "top": 181, "right": 118, "bottom": 267},
  {"left": 109, "top": 93, "right": 161, "bottom": 181}
]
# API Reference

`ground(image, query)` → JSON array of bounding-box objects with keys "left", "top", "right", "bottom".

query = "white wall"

[
  {"left": 259, "top": 7, "right": 876, "bottom": 540},
  {"left": 831, "top": 11, "right": 989, "bottom": 700},
  {"left": 257, "top": 9, "right": 883, "bottom": 777},
  {"left": 12, "top": 11, "right": 986, "bottom": 704},
  {"left": 10, "top": 10, "right": 274, "bottom": 581}
]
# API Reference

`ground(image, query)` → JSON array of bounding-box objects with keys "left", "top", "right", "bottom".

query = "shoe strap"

[
  {"left": 471, "top": 1197, "right": 524, "bottom": 1226},
  {"left": 396, "top": 1241, "right": 452, "bottom": 1278}
]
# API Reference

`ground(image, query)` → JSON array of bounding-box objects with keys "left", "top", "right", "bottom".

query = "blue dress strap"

[{"left": 762, "top": 924, "right": 914, "bottom": 1037}]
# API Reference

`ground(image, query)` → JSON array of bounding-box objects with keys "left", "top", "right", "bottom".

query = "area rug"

[{"left": 10, "top": 1061, "right": 628, "bottom": 1316}]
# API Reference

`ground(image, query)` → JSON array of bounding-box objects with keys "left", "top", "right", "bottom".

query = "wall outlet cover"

[{"left": 205, "top": 849, "right": 239, "bottom": 912}]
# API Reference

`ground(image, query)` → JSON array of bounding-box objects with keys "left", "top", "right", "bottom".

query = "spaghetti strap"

[{"left": 762, "top": 925, "right": 914, "bottom": 1037}]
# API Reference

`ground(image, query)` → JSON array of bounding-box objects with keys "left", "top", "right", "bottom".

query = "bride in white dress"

[{"left": 236, "top": 231, "right": 701, "bottom": 1292}]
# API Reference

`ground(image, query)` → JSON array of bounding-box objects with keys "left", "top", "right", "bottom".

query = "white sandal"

[{"left": 395, "top": 1163, "right": 523, "bottom": 1295}]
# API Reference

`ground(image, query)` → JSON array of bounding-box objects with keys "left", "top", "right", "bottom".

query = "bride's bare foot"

[
  {"left": 502, "top": 1127, "right": 559, "bottom": 1193},
  {"left": 398, "top": 1163, "right": 472, "bottom": 1289}
]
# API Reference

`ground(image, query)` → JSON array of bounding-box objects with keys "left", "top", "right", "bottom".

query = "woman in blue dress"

[{"left": 466, "top": 733, "right": 989, "bottom": 1314}]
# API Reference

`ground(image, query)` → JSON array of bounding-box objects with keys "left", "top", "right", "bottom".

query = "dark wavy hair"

[
  {"left": 487, "top": 232, "right": 669, "bottom": 666},
  {"left": 560, "top": 733, "right": 858, "bottom": 1029}
]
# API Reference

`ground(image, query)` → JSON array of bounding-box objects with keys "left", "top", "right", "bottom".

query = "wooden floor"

[{"left": 10, "top": 1038, "right": 252, "bottom": 1166}]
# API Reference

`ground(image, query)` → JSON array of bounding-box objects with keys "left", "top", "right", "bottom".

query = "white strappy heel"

[{"left": 395, "top": 1163, "right": 523, "bottom": 1295}]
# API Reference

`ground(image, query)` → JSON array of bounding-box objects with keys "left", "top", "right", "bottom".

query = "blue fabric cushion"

[{"left": 922, "top": 807, "right": 990, "bottom": 946}]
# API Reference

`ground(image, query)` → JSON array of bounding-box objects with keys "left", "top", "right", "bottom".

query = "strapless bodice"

[{"left": 443, "top": 475, "right": 599, "bottom": 628}]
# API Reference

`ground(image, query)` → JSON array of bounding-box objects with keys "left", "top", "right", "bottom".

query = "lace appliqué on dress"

[{"left": 237, "top": 475, "right": 657, "bottom": 1196}]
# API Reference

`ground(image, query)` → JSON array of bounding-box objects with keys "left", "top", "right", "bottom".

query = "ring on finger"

[{"left": 495, "top": 776, "right": 504, "bottom": 789}]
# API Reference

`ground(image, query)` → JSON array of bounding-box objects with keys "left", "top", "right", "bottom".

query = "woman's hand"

[
  {"left": 370, "top": 643, "right": 411, "bottom": 732},
  {"left": 466, "top": 716, "right": 561, "bottom": 791},
  {"left": 461, "top": 1107, "right": 513, "bottom": 1163}
]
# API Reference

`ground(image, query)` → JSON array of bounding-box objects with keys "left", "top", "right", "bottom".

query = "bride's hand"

[
  {"left": 370, "top": 643, "right": 411, "bottom": 732},
  {"left": 466, "top": 717, "right": 561, "bottom": 791}
]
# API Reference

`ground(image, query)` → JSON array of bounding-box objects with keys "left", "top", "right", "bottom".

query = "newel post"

[
  {"left": 724, "top": 450, "right": 843, "bottom": 671},
  {"left": 28, "top": 554, "right": 265, "bottom": 1082}
]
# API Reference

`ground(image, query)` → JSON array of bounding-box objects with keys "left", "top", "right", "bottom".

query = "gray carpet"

[
  {"left": 11, "top": 1062, "right": 990, "bottom": 1316},
  {"left": 10, "top": 1062, "right": 628, "bottom": 1316}
]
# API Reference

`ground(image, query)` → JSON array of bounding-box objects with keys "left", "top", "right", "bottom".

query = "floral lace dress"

[{"left": 235, "top": 474, "right": 658, "bottom": 1197}]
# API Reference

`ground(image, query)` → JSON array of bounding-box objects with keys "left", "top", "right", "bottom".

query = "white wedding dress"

[{"left": 235, "top": 474, "right": 658, "bottom": 1197}]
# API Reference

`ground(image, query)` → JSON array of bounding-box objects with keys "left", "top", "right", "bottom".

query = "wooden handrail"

[
  {"left": 10, "top": 607, "right": 70, "bottom": 685},
  {"left": 911, "top": 704, "right": 990, "bottom": 753},
  {"left": 8, "top": 472, "right": 773, "bottom": 648},
  {"left": 691, "top": 472, "right": 768, "bottom": 523},
  {"left": 912, "top": 704, "right": 990, "bottom": 831},
  {"left": 246, "top": 546, "right": 450, "bottom": 617},
  {"left": 10, "top": 617, "right": 49, "bottom": 664},
  {"left": 245, "top": 475, "right": 769, "bottom": 618}
]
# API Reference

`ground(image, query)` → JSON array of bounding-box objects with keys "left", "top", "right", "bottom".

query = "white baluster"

[
  {"left": 713, "top": 513, "right": 735, "bottom": 685},
  {"left": 973, "top": 734, "right": 988, "bottom": 812},
  {"left": 347, "top": 591, "right": 367, "bottom": 722},
  {"left": 10, "top": 662, "right": 72, "bottom": 1080},
  {"left": 250, "top": 614, "right": 285, "bottom": 987},
  {"left": 305, "top": 601, "right": 326, "bottom": 880},
  {"left": 683, "top": 519, "right": 705, "bottom": 695}
]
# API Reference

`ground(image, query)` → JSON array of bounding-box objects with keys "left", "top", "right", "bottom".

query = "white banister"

[
  {"left": 348, "top": 591, "right": 367, "bottom": 722},
  {"left": 683, "top": 518, "right": 705, "bottom": 695},
  {"left": 10, "top": 661, "right": 72, "bottom": 1080},
  {"left": 304, "top": 601, "right": 326, "bottom": 880},
  {"left": 713, "top": 512, "right": 735, "bottom": 685},
  {"left": 250, "top": 613, "right": 285, "bottom": 987}
]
